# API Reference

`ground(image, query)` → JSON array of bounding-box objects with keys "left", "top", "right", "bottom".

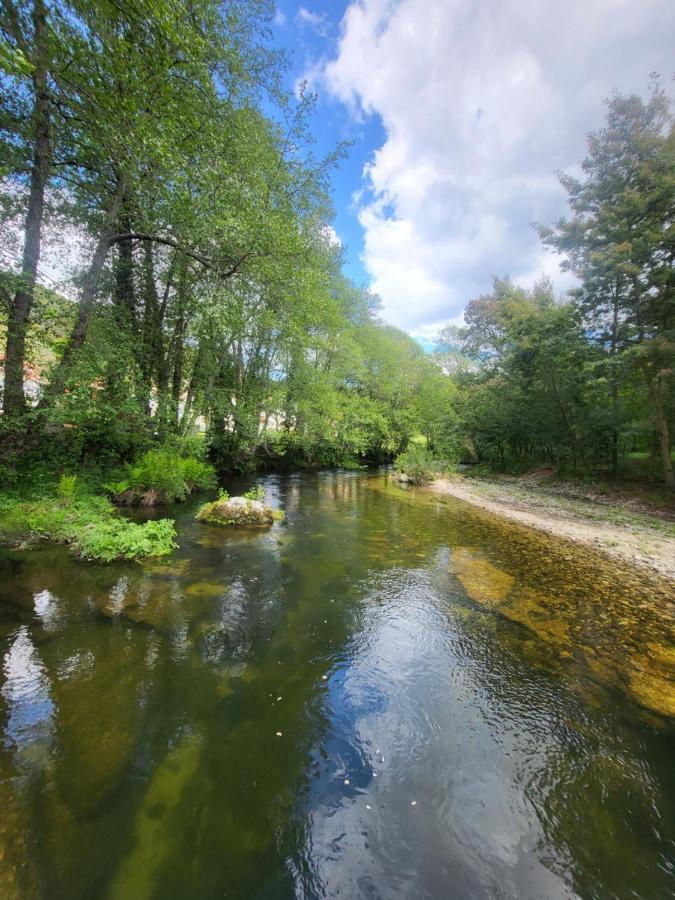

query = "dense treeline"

[
  {"left": 440, "top": 82, "right": 674, "bottom": 488},
  {"left": 0, "top": 2, "right": 672, "bottom": 494},
  {"left": 0, "top": 0, "right": 455, "bottom": 477}
]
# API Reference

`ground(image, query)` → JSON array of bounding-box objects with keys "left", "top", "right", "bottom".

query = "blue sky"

[
  {"left": 270, "top": 2, "right": 377, "bottom": 288},
  {"left": 267, "top": 1, "right": 674, "bottom": 344}
]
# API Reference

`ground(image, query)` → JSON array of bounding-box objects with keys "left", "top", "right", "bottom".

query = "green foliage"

[
  {"left": 217, "top": 487, "right": 230, "bottom": 501},
  {"left": 536, "top": 81, "right": 674, "bottom": 486},
  {"left": 168, "top": 433, "right": 208, "bottom": 461},
  {"left": 75, "top": 518, "right": 176, "bottom": 563},
  {"left": 106, "top": 450, "right": 216, "bottom": 505},
  {"left": 1, "top": 0, "right": 460, "bottom": 483},
  {"left": 0, "top": 40, "right": 33, "bottom": 77},
  {"left": 394, "top": 445, "right": 448, "bottom": 485},
  {"left": 0, "top": 488, "right": 176, "bottom": 562},
  {"left": 339, "top": 458, "right": 366, "bottom": 470},
  {"left": 243, "top": 485, "right": 265, "bottom": 502},
  {"left": 57, "top": 474, "right": 78, "bottom": 506}
]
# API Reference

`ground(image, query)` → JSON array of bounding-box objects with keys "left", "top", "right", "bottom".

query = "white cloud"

[
  {"left": 318, "top": 0, "right": 674, "bottom": 335},
  {"left": 296, "top": 6, "right": 329, "bottom": 37},
  {"left": 273, "top": 7, "right": 286, "bottom": 27},
  {"left": 321, "top": 223, "right": 343, "bottom": 248}
]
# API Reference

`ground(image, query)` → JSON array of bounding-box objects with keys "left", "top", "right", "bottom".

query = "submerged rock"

[
  {"left": 195, "top": 496, "right": 281, "bottom": 528},
  {"left": 452, "top": 547, "right": 515, "bottom": 606},
  {"left": 52, "top": 632, "right": 146, "bottom": 817},
  {"left": 107, "top": 734, "right": 203, "bottom": 900},
  {"left": 627, "top": 642, "right": 675, "bottom": 718}
]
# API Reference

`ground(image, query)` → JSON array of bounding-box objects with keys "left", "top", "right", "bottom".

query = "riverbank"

[{"left": 428, "top": 474, "right": 675, "bottom": 581}]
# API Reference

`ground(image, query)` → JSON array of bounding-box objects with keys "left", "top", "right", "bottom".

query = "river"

[{"left": 1, "top": 470, "right": 673, "bottom": 899}]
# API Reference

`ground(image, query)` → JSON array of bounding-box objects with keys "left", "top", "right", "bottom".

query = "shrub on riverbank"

[
  {"left": 105, "top": 449, "right": 217, "bottom": 505},
  {"left": 0, "top": 482, "right": 176, "bottom": 562},
  {"left": 394, "top": 446, "right": 448, "bottom": 485}
]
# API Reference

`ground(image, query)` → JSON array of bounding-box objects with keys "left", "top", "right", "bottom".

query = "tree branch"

[{"left": 107, "top": 233, "right": 252, "bottom": 278}]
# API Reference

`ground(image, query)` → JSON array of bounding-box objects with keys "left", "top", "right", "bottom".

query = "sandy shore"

[{"left": 429, "top": 477, "right": 675, "bottom": 582}]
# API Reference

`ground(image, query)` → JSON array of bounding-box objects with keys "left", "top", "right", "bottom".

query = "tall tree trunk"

[
  {"left": 169, "top": 256, "right": 189, "bottom": 430},
  {"left": 40, "top": 177, "right": 127, "bottom": 406},
  {"left": 113, "top": 211, "right": 136, "bottom": 331},
  {"left": 139, "top": 241, "right": 161, "bottom": 415},
  {"left": 609, "top": 283, "right": 620, "bottom": 479},
  {"left": 3, "top": 0, "right": 50, "bottom": 416},
  {"left": 642, "top": 364, "right": 674, "bottom": 488},
  {"left": 179, "top": 345, "right": 203, "bottom": 434}
]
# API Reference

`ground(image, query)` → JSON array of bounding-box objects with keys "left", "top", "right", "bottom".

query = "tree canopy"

[{"left": 1, "top": 0, "right": 455, "bottom": 475}]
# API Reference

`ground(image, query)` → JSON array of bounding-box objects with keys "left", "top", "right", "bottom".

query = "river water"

[{"left": 1, "top": 470, "right": 673, "bottom": 899}]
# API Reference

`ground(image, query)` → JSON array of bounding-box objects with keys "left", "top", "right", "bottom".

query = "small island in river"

[{"left": 196, "top": 495, "right": 283, "bottom": 528}]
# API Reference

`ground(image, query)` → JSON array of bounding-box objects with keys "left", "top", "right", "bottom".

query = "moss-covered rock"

[{"left": 195, "top": 496, "right": 282, "bottom": 528}]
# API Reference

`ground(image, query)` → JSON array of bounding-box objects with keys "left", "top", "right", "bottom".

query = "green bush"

[
  {"left": 106, "top": 449, "right": 216, "bottom": 505},
  {"left": 181, "top": 456, "right": 216, "bottom": 491},
  {"left": 167, "top": 432, "right": 208, "bottom": 461},
  {"left": 0, "top": 488, "right": 176, "bottom": 562},
  {"left": 243, "top": 484, "right": 265, "bottom": 502},
  {"left": 394, "top": 445, "right": 448, "bottom": 485}
]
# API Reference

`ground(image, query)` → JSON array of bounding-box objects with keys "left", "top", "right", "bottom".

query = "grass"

[{"left": 0, "top": 481, "right": 177, "bottom": 562}]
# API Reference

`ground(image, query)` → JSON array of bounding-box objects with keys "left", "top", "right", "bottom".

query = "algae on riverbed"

[
  {"left": 449, "top": 542, "right": 674, "bottom": 718},
  {"left": 107, "top": 735, "right": 203, "bottom": 900}
]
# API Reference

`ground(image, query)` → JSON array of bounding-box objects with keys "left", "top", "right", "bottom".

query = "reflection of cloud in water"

[
  {"left": 295, "top": 573, "right": 578, "bottom": 899},
  {"left": 196, "top": 578, "right": 252, "bottom": 666},
  {"left": 33, "top": 589, "right": 62, "bottom": 631},
  {"left": 106, "top": 577, "right": 129, "bottom": 616},
  {"left": 2, "top": 627, "right": 54, "bottom": 750}
]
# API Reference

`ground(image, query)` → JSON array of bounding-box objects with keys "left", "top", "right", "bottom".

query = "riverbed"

[{"left": 1, "top": 470, "right": 673, "bottom": 899}]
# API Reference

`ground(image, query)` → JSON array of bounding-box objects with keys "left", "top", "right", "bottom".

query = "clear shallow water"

[{"left": 1, "top": 470, "right": 674, "bottom": 899}]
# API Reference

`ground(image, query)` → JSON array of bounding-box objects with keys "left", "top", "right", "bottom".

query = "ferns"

[{"left": 106, "top": 450, "right": 217, "bottom": 505}]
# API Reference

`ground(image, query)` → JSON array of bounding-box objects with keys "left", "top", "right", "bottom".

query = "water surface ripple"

[{"left": 0, "top": 470, "right": 673, "bottom": 899}]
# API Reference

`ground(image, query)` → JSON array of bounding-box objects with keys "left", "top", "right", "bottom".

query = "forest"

[
  {"left": 0, "top": 0, "right": 673, "bottom": 560},
  {"left": 439, "top": 82, "right": 674, "bottom": 489}
]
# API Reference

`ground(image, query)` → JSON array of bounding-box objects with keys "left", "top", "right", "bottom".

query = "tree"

[
  {"left": 1, "top": 0, "right": 53, "bottom": 415},
  {"left": 539, "top": 80, "right": 674, "bottom": 486}
]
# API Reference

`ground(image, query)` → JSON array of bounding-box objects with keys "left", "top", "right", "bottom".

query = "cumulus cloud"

[{"left": 319, "top": 0, "right": 674, "bottom": 335}]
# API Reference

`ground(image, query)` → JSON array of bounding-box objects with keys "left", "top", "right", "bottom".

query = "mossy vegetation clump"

[{"left": 196, "top": 488, "right": 283, "bottom": 528}]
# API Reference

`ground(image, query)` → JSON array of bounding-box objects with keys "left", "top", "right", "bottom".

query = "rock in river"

[{"left": 195, "top": 496, "right": 281, "bottom": 528}]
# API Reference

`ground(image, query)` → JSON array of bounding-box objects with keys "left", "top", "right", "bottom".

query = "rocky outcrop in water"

[{"left": 195, "top": 496, "right": 281, "bottom": 528}]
